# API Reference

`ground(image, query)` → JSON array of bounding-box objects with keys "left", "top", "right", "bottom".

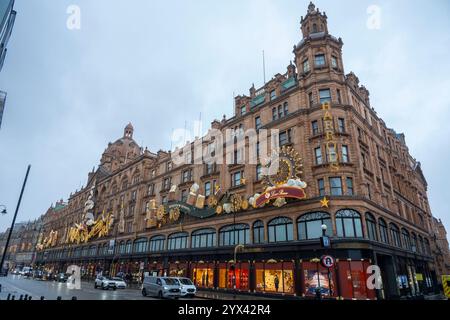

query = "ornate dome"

[{"left": 100, "top": 123, "right": 142, "bottom": 171}]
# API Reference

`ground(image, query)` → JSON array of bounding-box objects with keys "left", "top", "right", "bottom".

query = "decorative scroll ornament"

[{"left": 230, "top": 194, "right": 243, "bottom": 213}]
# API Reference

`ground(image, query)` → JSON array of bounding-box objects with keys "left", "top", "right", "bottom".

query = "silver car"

[{"left": 141, "top": 276, "right": 181, "bottom": 299}]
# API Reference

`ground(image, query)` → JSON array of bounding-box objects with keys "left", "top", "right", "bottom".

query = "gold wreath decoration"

[
  {"left": 169, "top": 207, "right": 181, "bottom": 222},
  {"left": 207, "top": 195, "right": 218, "bottom": 208},
  {"left": 230, "top": 194, "right": 243, "bottom": 212},
  {"left": 241, "top": 199, "right": 249, "bottom": 210},
  {"left": 216, "top": 205, "right": 223, "bottom": 215},
  {"left": 156, "top": 205, "right": 166, "bottom": 221}
]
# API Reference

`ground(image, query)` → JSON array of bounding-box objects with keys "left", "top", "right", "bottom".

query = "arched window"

[
  {"left": 253, "top": 221, "right": 265, "bottom": 244},
  {"left": 191, "top": 229, "right": 216, "bottom": 249},
  {"left": 133, "top": 238, "right": 148, "bottom": 253},
  {"left": 89, "top": 245, "right": 97, "bottom": 256},
  {"left": 401, "top": 229, "right": 411, "bottom": 250},
  {"left": 168, "top": 232, "right": 189, "bottom": 250},
  {"left": 219, "top": 224, "right": 250, "bottom": 247},
  {"left": 424, "top": 238, "right": 431, "bottom": 255},
  {"left": 389, "top": 223, "right": 401, "bottom": 247},
  {"left": 149, "top": 235, "right": 165, "bottom": 252},
  {"left": 366, "top": 213, "right": 378, "bottom": 241},
  {"left": 125, "top": 240, "right": 132, "bottom": 254},
  {"left": 379, "top": 219, "right": 389, "bottom": 243},
  {"left": 312, "top": 23, "right": 318, "bottom": 33},
  {"left": 268, "top": 217, "right": 293, "bottom": 243},
  {"left": 411, "top": 233, "right": 418, "bottom": 252},
  {"left": 418, "top": 235, "right": 424, "bottom": 253},
  {"left": 297, "top": 212, "right": 332, "bottom": 240},
  {"left": 336, "top": 209, "right": 363, "bottom": 238}
]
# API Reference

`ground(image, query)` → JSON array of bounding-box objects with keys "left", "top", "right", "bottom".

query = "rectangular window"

[
  {"left": 315, "top": 54, "right": 326, "bottom": 66},
  {"left": 279, "top": 129, "right": 291, "bottom": 146},
  {"left": 240, "top": 105, "right": 246, "bottom": 115},
  {"left": 303, "top": 59, "right": 310, "bottom": 73},
  {"left": 342, "top": 145, "right": 349, "bottom": 163},
  {"left": 329, "top": 177, "right": 343, "bottom": 196},
  {"left": 205, "top": 182, "right": 211, "bottom": 197},
  {"left": 319, "top": 89, "right": 331, "bottom": 104},
  {"left": 181, "top": 189, "right": 188, "bottom": 202},
  {"left": 256, "top": 164, "right": 262, "bottom": 181},
  {"left": 312, "top": 120, "right": 319, "bottom": 135},
  {"left": 331, "top": 56, "right": 338, "bottom": 68},
  {"left": 182, "top": 170, "right": 191, "bottom": 183},
  {"left": 232, "top": 171, "right": 242, "bottom": 187},
  {"left": 278, "top": 105, "right": 283, "bottom": 119},
  {"left": 283, "top": 102, "right": 289, "bottom": 116},
  {"left": 308, "top": 92, "right": 314, "bottom": 107},
  {"left": 270, "top": 90, "right": 277, "bottom": 101},
  {"left": 318, "top": 179, "right": 325, "bottom": 197},
  {"left": 166, "top": 161, "right": 172, "bottom": 172},
  {"left": 272, "top": 108, "right": 277, "bottom": 121},
  {"left": 326, "top": 144, "right": 337, "bottom": 163},
  {"left": 346, "top": 177, "right": 354, "bottom": 195},
  {"left": 314, "top": 147, "right": 323, "bottom": 165},
  {"left": 255, "top": 116, "right": 261, "bottom": 130},
  {"left": 337, "top": 89, "right": 342, "bottom": 104},
  {"left": 338, "top": 118, "right": 345, "bottom": 133}
]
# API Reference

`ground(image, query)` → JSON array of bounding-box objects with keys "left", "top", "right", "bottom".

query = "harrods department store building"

[{"left": 35, "top": 3, "right": 440, "bottom": 299}]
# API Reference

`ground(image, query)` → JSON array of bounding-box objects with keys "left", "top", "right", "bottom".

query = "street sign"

[
  {"left": 321, "top": 255, "right": 335, "bottom": 268},
  {"left": 320, "top": 236, "right": 331, "bottom": 248}
]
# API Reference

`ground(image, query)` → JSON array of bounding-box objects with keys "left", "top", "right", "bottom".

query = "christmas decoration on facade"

[{"left": 254, "top": 146, "right": 307, "bottom": 208}]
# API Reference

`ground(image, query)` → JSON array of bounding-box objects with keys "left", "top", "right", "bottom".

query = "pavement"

[{"left": 0, "top": 275, "right": 278, "bottom": 300}]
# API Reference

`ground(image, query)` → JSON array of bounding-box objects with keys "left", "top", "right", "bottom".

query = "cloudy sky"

[{"left": 0, "top": 0, "right": 449, "bottom": 233}]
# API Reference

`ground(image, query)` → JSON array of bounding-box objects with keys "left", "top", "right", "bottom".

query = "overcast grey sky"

[{"left": 0, "top": 0, "right": 449, "bottom": 233}]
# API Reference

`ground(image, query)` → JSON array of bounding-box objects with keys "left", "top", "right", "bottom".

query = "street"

[{"left": 0, "top": 275, "right": 202, "bottom": 300}]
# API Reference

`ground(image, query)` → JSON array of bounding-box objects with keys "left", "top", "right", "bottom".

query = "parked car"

[
  {"left": 21, "top": 267, "right": 33, "bottom": 277},
  {"left": 43, "top": 272, "right": 55, "bottom": 281},
  {"left": 94, "top": 276, "right": 127, "bottom": 290},
  {"left": 141, "top": 276, "right": 181, "bottom": 299},
  {"left": 33, "top": 270, "right": 44, "bottom": 280},
  {"left": 56, "top": 273, "right": 69, "bottom": 283},
  {"left": 12, "top": 268, "right": 21, "bottom": 275},
  {"left": 173, "top": 277, "right": 197, "bottom": 297}
]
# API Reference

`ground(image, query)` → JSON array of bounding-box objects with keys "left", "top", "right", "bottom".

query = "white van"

[
  {"left": 141, "top": 276, "right": 181, "bottom": 299},
  {"left": 172, "top": 277, "right": 197, "bottom": 297}
]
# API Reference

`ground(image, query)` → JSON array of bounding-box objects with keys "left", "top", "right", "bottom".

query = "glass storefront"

[
  {"left": 302, "top": 261, "right": 337, "bottom": 297},
  {"left": 168, "top": 262, "right": 188, "bottom": 277},
  {"left": 218, "top": 262, "right": 249, "bottom": 291},
  {"left": 255, "top": 261, "right": 295, "bottom": 294},
  {"left": 191, "top": 262, "right": 214, "bottom": 288}
]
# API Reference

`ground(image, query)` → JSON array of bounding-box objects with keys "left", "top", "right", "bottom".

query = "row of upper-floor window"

[
  {"left": 302, "top": 54, "right": 339, "bottom": 73},
  {"left": 42, "top": 209, "right": 431, "bottom": 259}
]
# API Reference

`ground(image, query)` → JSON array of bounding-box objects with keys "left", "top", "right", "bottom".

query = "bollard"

[
  {"left": 11, "top": 295, "right": 15, "bottom": 300},
  {"left": 71, "top": 296, "right": 77, "bottom": 300},
  {"left": 0, "top": 283, "right": 2, "bottom": 292},
  {"left": 19, "top": 294, "right": 23, "bottom": 300},
  {"left": 40, "top": 296, "right": 45, "bottom": 300},
  {"left": 6, "top": 293, "right": 11, "bottom": 300},
  {"left": 57, "top": 296, "right": 62, "bottom": 300},
  {"left": 29, "top": 296, "right": 32, "bottom": 300},
  {"left": 24, "top": 294, "right": 28, "bottom": 300}
]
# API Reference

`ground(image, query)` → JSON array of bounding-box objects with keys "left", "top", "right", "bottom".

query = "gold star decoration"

[{"left": 320, "top": 197, "right": 330, "bottom": 208}]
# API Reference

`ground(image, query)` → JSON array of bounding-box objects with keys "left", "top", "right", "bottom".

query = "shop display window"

[
  {"left": 192, "top": 263, "right": 214, "bottom": 288},
  {"left": 255, "top": 261, "right": 294, "bottom": 294},
  {"left": 302, "top": 261, "right": 336, "bottom": 297}
]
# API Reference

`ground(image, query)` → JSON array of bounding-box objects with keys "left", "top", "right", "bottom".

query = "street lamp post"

[
  {"left": 0, "top": 165, "right": 31, "bottom": 276},
  {"left": 321, "top": 224, "right": 333, "bottom": 298}
]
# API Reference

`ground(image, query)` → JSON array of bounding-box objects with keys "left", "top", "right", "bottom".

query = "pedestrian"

[{"left": 274, "top": 274, "right": 280, "bottom": 292}]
